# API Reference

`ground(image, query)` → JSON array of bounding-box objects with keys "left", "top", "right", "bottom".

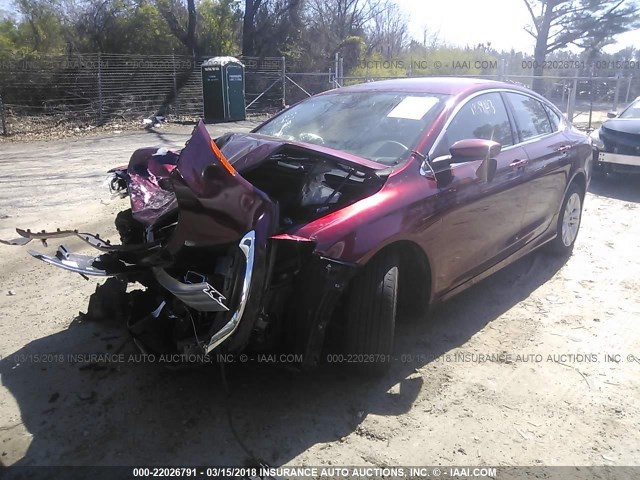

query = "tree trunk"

[
  {"left": 242, "top": 0, "right": 261, "bottom": 56},
  {"left": 186, "top": 0, "right": 198, "bottom": 57},
  {"left": 156, "top": 0, "right": 200, "bottom": 57},
  {"left": 531, "top": 5, "right": 553, "bottom": 94},
  {"left": 532, "top": 40, "right": 547, "bottom": 93}
]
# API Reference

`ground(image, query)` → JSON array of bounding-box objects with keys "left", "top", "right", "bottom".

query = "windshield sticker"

[{"left": 387, "top": 96, "right": 439, "bottom": 120}]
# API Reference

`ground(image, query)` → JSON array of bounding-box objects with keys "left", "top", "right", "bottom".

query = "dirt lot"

[{"left": 0, "top": 123, "right": 639, "bottom": 471}]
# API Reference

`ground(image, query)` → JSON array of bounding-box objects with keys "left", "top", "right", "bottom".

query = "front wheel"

[
  {"left": 343, "top": 253, "right": 398, "bottom": 376},
  {"left": 547, "top": 183, "right": 583, "bottom": 256}
]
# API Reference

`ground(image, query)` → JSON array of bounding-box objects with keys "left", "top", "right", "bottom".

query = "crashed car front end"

[
  {"left": 2, "top": 121, "right": 387, "bottom": 366},
  {"left": 591, "top": 126, "right": 640, "bottom": 175},
  {"left": 590, "top": 101, "right": 640, "bottom": 175}
]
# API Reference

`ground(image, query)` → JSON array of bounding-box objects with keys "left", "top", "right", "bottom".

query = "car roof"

[{"left": 332, "top": 77, "right": 528, "bottom": 97}]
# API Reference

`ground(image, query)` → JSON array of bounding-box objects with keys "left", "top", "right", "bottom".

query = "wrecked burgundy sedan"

[{"left": 2, "top": 78, "right": 592, "bottom": 374}]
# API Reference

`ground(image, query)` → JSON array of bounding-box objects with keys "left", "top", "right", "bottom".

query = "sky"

[
  {"left": 0, "top": 0, "right": 14, "bottom": 16},
  {"left": 395, "top": 0, "right": 640, "bottom": 54}
]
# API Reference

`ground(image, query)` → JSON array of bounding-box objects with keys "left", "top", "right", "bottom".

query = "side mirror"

[
  {"left": 449, "top": 138, "right": 502, "bottom": 161},
  {"left": 430, "top": 139, "right": 501, "bottom": 183},
  {"left": 607, "top": 111, "right": 618, "bottom": 118}
]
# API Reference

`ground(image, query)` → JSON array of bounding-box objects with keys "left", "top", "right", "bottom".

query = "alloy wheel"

[{"left": 561, "top": 192, "right": 582, "bottom": 247}]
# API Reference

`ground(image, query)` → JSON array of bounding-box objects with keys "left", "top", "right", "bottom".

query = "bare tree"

[
  {"left": 306, "top": 0, "right": 384, "bottom": 54},
  {"left": 242, "top": 0, "right": 261, "bottom": 56},
  {"left": 422, "top": 26, "right": 440, "bottom": 49},
  {"left": 242, "top": 0, "right": 301, "bottom": 56},
  {"left": 366, "top": 0, "right": 408, "bottom": 58},
  {"left": 155, "top": 0, "right": 199, "bottom": 56},
  {"left": 522, "top": 0, "right": 640, "bottom": 91},
  {"left": 77, "top": 0, "right": 126, "bottom": 52}
]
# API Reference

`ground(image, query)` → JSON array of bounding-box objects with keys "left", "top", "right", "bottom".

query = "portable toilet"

[{"left": 201, "top": 56, "right": 246, "bottom": 122}]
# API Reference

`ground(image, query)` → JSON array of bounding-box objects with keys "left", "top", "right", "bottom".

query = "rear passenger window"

[
  {"left": 544, "top": 104, "right": 562, "bottom": 131},
  {"left": 433, "top": 92, "right": 513, "bottom": 158},
  {"left": 506, "top": 93, "right": 552, "bottom": 141}
]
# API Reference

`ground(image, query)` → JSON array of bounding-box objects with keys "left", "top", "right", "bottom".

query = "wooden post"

[
  {"left": 0, "top": 93, "right": 7, "bottom": 136},
  {"left": 97, "top": 53, "right": 104, "bottom": 123},
  {"left": 172, "top": 52, "right": 179, "bottom": 117},
  {"left": 567, "top": 78, "right": 577, "bottom": 123},
  {"left": 612, "top": 75, "right": 621, "bottom": 113},
  {"left": 281, "top": 56, "right": 286, "bottom": 108}
]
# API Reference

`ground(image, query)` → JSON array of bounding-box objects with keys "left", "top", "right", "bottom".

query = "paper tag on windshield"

[{"left": 387, "top": 96, "right": 439, "bottom": 120}]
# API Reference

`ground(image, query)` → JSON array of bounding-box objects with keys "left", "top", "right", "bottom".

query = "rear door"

[
  {"left": 428, "top": 91, "right": 530, "bottom": 293},
  {"left": 503, "top": 92, "right": 572, "bottom": 242}
]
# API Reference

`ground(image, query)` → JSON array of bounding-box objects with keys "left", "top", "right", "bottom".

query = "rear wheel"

[
  {"left": 343, "top": 253, "right": 398, "bottom": 375},
  {"left": 547, "top": 183, "right": 583, "bottom": 256}
]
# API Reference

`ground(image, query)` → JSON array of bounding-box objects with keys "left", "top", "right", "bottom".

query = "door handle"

[
  {"left": 556, "top": 145, "right": 571, "bottom": 156},
  {"left": 509, "top": 159, "right": 528, "bottom": 168}
]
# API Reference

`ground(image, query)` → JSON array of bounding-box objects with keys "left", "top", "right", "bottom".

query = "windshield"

[
  {"left": 619, "top": 99, "right": 640, "bottom": 119},
  {"left": 254, "top": 91, "right": 449, "bottom": 165}
]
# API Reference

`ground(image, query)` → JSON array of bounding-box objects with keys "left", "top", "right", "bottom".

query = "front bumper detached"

[
  {"left": 152, "top": 231, "right": 256, "bottom": 354},
  {"left": 2, "top": 227, "right": 257, "bottom": 355}
]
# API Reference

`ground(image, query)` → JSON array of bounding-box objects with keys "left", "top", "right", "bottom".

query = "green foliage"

[
  {"left": 0, "top": 0, "right": 241, "bottom": 55},
  {"left": 110, "top": 2, "right": 173, "bottom": 53},
  {"left": 197, "top": 0, "right": 242, "bottom": 55},
  {"left": 348, "top": 51, "right": 405, "bottom": 78},
  {"left": 0, "top": 17, "right": 22, "bottom": 53},
  {"left": 337, "top": 35, "right": 365, "bottom": 73},
  {"left": 0, "top": 0, "right": 67, "bottom": 54},
  {"left": 70, "top": 0, "right": 186, "bottom": 54}
]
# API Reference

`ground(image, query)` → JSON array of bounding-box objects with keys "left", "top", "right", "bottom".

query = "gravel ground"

[{"left": 0, "top": 124, "right": 639, "bottom": 471}]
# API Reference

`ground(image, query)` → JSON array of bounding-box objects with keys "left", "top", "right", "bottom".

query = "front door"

[
  {"left": 427, "top": 92, "right": 529, "bottom": 293},
  {"left": 226, "top": 65, "right": 246, "bottom": 121}
]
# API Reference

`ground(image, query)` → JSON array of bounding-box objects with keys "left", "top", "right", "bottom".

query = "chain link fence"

[
  {"left": 1, "top": 52, "right": 639, "bottom": 136},
  {"left": 499, "top": 74, "right": 640, "bottom": 129},
  {"left": 0, "top": 53, "right": 288, "bottom": 136}
]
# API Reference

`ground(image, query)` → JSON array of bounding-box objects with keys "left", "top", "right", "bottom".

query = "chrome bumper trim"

[
  {"left": 28, "top": 246, "right": 108, "bottom": 276},
  {"left": 204, "top": 230, "right": 256, "bottom": 354},
  {"left": 152, "top": 268, "right": 229, "bottom": 313}
]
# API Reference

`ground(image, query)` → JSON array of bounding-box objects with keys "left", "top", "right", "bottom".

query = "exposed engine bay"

[{"left": 242, "top": 147, "right": 384, "bottom": 229}]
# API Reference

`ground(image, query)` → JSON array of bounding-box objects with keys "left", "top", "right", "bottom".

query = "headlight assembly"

[{"left": 589, "top": 129, "right": 604, "bottom": 150}]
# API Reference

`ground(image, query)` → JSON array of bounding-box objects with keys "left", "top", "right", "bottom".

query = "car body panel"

[
  {"left": 166, "top": 122, "right": 278, "bottom": 251},
  {"left": 429, "top": 145, "right": 531, "bottom": 293},
  {"left": 518, "top": 131, "right": 579, "bottom": 242}
]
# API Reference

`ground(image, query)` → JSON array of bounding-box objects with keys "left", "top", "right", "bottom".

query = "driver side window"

[{"left": 433, "top": 92, "right": 513, "bottom": 158}]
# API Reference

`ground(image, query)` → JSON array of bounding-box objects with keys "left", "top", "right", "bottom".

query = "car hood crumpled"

[{"left": 127, "top": 121, "right": 389, "bottom": 231}]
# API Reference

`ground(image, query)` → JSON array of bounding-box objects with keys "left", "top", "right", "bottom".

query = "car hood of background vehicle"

[{"left": 601, "top": 119, "right": 640, "bottom": 136}]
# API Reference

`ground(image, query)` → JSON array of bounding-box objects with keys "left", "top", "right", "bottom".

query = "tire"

[
  {"left": 547, "top": 183, "right": 583, "bottom": 256},
  {"left": 343, "top": 253, "right": 398, "bottom": 375}
]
